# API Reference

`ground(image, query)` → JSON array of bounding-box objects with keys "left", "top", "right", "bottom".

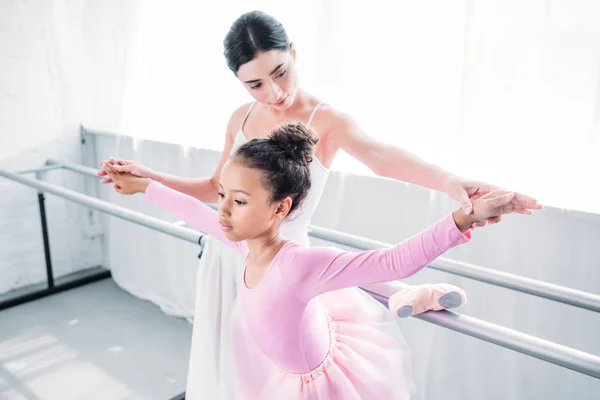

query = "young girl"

[{"left": 103, "top": 122, "right": 531, "bottom": 399}]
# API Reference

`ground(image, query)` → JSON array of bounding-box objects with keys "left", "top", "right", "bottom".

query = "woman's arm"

[
  {"left": 325, "top": 110, "right": 541, "bottom": 214},
  {"left": 97, "top": 103, "right": 253, "bottom": 203}
]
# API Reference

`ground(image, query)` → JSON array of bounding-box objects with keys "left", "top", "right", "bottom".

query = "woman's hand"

[
  {"left": 443, "top": 175, "right": 542, "bottom": 228},
  {"left": 97, "top": 158, "right": 155, "bottom": 189},
  {"left": 453, "top": 189, "right": 535, "bottom": 232},
  {"left": 101, "top": 162, "right": 152, "bottom": 195}
]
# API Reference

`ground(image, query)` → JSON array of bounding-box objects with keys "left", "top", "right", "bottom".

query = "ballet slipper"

[{"left": 388, "top": 283, "right": 467, "bottom": 318}]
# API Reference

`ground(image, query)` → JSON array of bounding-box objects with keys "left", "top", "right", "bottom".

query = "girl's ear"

[{"left": 274, "top": 197, "right": 292, "bottom": 220}]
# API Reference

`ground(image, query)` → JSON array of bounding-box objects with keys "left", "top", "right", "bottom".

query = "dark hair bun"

[{"left": 269, "top": 122, "right": 318, "bottom": 167}]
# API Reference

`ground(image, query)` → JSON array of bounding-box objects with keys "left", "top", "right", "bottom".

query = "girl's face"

[
  {"left": 235, "top": 47, "right": 299, "bottom": 110},
  {"left": 217, "top": 159, "right": 291, "bottom": 242}
]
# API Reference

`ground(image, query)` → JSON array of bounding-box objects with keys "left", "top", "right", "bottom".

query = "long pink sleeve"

[
  {"left": 280, "top": 213, "right": 471, "bottom": 302},
  {"left": 145, "top": 181, "right": 246, "bottom": 254}
]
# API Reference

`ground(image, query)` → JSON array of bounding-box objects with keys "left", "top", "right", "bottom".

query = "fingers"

[
  {"left": 512, "top": 195, "right": 543, "bottom": 209},
  {"left": 467, "top": 180, "right": 499, "bottom": 194},
  {"left": 101, "top": 160, "right": 135, "bottom": 178},
  {"left": 481, "top": 188, "right": 512, "bottom": 198},
  {"left": 102, "top": 164, "right": 119, "bottom": 178},
  {"left": 97, "top": 160, "right": 125, "bottom": 191},
  {"left": 484, "top": 192, "right": 515, "bottom": 209},
  {"left": 100, "top": 158, "right": 125, "bottom": 166},
  {"left": 113, "top": 159, "right": 127, "bottom": 169},
  {"left": 460, "top": 192, "right": 473, "bottom": 215},
  {"left": 512, "top": 192, "right": 539, "bottom": 203},
  {"left": 98, "top": 159, "right": 118, "bottom": 175},
  {"left": 512, "top": 208, "right": 534, "bottom": 215},
  {"left": 482, "top": 189, "right": 542, "bottom": 210},
  {"left": 112, "top": 164, "right": 130, "bottom": 172},
  {"left": 111, "top": 159, "right": 135, "bottom": 172},
  {"left": 472, "top": 220, "right": 487, "bottom": 229},
  {"left": 469, "top": 191, "right": 486, "bottom": 202},
  {"left": 487, "top": 215, "right": 502, "bottom": 224}
]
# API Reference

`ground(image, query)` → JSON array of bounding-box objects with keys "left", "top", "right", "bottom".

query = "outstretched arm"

[
  {"left": 282, "top": 190, "right": 521, "bottom": 302},
  {"left": 96, "top": 103, "right": 252, "bottom": 203},
  {"left": 327, "top": 110, "right": 542, "bottom": 217},
  {"left": 102, "top": 165, "right": 245, "bottom": 254},
  {"left": 284, "top": 213, "right": 470, "bottom": 302}
]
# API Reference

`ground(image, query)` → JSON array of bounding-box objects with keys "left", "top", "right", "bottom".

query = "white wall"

[{"left": 0, "top": 0, "right": 135, "bottom": 293}]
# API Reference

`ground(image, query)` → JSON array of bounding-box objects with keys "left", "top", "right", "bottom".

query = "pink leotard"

[{"left": 145, "top": 181, "right": 470, "bottom": 374}]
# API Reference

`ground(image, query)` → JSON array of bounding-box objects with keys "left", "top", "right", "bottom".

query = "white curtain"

[{"left": 101, "top": 0, "right": 600, "bottom": 214}]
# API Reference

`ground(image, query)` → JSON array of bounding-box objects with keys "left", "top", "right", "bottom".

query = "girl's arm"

[
  {"left": 281, "top": 212, "right": 471, "bottom": 302},
  {"left": 145, "top": 181, "right": 246, "bottom": 253}
]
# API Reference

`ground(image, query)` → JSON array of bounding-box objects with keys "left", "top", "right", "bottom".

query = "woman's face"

[{"left": 235, "top": 47, "right": 299, "bottom": 110}]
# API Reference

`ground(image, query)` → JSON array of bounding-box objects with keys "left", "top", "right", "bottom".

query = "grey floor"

[{"left": 0, "top": 279, "right": 192, "bottom": 400}]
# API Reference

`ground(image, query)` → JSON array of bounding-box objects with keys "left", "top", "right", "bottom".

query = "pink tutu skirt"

[{"left": 230, "top": 287, "right": 416, "bottom": 399}]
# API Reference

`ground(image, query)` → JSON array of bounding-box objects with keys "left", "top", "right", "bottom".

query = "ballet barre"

[{"left": 1, "top": 165, "right": 599, "bottom": 380}]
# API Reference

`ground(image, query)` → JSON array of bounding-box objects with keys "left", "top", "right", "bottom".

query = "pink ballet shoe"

[{"left": 388, "top": 283, "right": 467, "bottom": 318}]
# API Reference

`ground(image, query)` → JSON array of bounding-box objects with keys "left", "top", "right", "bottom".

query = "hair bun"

[{"left": 269, "top": 122, "right": 319, "bottom": 167}]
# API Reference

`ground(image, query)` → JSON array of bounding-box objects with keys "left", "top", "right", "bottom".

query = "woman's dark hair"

[
  {"left": 223, "top": 10, "right": 291, "bottom": 74},
  {"left": 233, "top": 122, "right": 318, "bottom": 215}
]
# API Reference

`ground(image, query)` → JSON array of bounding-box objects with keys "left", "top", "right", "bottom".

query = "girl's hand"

[
  {"left": 101, "top": 162, "right": 152, "bottom": 195},
  {"left": 453, "top": 189, "right": 535, "bottom": 232}
]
